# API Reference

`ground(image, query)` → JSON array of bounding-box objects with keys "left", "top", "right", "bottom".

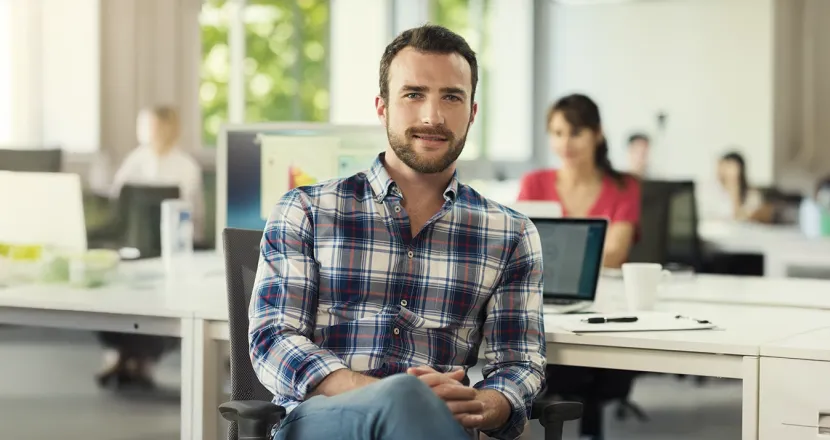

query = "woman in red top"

[{"left": 518, "top": 94, "right": 641, "bottom": 268}]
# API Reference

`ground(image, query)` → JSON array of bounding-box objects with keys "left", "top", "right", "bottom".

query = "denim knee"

[{"left": 372, "top": 374, "right": 438, "bottom": 407}]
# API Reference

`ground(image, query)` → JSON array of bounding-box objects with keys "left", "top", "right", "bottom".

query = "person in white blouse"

[
  {"left": 707, "top": 151, "right": 773, "bottom": 222},
  {"left": 97, "top": 106, "right": 203, "bottom": 390},
  {"left": 110, "top": 105, "right": 205, "bottom": 242}
]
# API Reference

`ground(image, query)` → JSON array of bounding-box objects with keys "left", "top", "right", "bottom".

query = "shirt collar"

[{"left": 367, "top": 153, "right": 459, "bottom": 204}]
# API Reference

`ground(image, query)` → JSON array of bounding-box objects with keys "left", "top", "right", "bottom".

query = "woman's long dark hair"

[
  {"left": 547, "top": 94, "right": 627, "bottom": 187},
  {"left": 721, "top": 151, "right": 748, "bottom": 204}
]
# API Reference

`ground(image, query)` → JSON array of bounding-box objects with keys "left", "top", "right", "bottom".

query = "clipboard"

[{"left": 553, "top": 311, "right": 717, "bottom": 333}]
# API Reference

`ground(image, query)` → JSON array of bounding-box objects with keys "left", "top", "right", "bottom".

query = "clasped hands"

[{"left": 406, "top": 365, "right": 484, "bottom": 429}]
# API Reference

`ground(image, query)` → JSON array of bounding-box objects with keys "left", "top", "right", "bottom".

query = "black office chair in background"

[
  {"left": 88, "top": 184, "right": 180, "bottom": 259},
  {"left": 0, "top": 147, "right": 62, "bottom": 172},
  {"left": 630, "top": 180, "right": 703, "bottom": 271},
  {"left": 92, "top": 185, "right": 181, "bottom": 390},
  {"left": 628, "top": 180, "right": 671, "bottom": 264},
  {"left": 221, "top": 227, "right": 583, "bottom": 440}
]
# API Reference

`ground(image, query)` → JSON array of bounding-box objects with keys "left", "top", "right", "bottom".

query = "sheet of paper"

[
  {"left": 551, "top": 311, "right": 717, "bottom": 333},
  {"left": 260, "top": 135, "right": 341, "bottom": 220}
]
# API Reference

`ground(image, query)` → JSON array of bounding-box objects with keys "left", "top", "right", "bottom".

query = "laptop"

[{"left": 532, "top": 217, "right": 608, "bottom": 314}]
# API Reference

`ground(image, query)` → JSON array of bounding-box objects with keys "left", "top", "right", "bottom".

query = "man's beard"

[{"left": 386, "top": 122, "right": 470, "bottom": 174}]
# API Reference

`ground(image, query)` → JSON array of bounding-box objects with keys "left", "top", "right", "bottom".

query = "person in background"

[
  {"left": 715, "top": 151, "right": 773, "bottom": 222},
  {"left": 518, "top": 94, "right": 641, "bottom": 269},
  {"left": 96, "top": 106, "right": 203, "bottom": 390},
  {"left": 110, "top": 105, "right": 205, "bottom": 242},
  {"left": 626, "top": 132, "right": 651, "bottom": 178}
]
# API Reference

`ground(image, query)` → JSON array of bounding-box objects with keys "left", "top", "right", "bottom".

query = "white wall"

[
  {"left": 547, "top": 0, "right": 774, "bottom": 186},
  {"left": 41, "top": 0, "right": 100, "bottom": 153}
]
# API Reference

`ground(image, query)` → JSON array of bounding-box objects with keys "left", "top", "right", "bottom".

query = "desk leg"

[
  {"left": 192, "top": 318, "right": 220, "bottom": 440},
  {"left": 180, "top": 318, "right": 195, "bottom": 440},
  {"left": 742, "top": 356, "right": 760, "bottom": 440}
]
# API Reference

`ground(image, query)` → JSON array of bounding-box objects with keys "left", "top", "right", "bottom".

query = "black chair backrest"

[
  {"left": 222, "top": 228, "right": 273, "bottom": 440},
  {"left": 0, "top": 148, "right": 62, "bottom": 172},
  {"left": 628, "top": 180, "right": 671, "bottom": 264},
  {"left": 629, "top": 180, "right": 702, "bottom": 270},
  {"left": 663, "top": 181, "right": 702, "bottom": 270},
  {"left": 118, "top": 184, "right": 180, "bottom": 258}
]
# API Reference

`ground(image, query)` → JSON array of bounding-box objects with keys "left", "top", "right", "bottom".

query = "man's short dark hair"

[
  {"left": 627, "top": 132, "right": 650, "bottom": 146},
  {"left": 379, "top": 24, "right": 478, "bottom": 105}
]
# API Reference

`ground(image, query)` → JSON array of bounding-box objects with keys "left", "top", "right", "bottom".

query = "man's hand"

[{"left": 407, "top": 366, "right": 485, "bottom": 429}]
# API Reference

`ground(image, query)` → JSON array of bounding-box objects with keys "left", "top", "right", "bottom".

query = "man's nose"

[{"left": 420, "top": 99, "right": 444, "bottom": 126}]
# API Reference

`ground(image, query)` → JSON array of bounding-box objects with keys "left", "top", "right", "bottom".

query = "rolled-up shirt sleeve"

[
  {"left": 248, "top": 189, "right": 347, "bottom": 401},
  {"left": 473, "top": 218, "right": 546, "bottom": 439}
]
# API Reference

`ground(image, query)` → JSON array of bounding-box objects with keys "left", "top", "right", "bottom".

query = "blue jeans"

[{"left": 274, "top": 374, "right": 472, "bottom": 440}]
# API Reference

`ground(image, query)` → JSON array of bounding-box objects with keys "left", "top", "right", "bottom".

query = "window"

[
  {"left": 200, "top": 0, "right": 330, "bottom": 147},
  {"left": 429, "top": 0, "right": 489, "bottom": 160}
]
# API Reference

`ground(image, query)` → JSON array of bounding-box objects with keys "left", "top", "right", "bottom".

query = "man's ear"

[
  {"left": 375, "top": 95, "right": 387, "bottom": 124},
  {"left": 469, "top": 101, "right": 478, "bottom": 125}
]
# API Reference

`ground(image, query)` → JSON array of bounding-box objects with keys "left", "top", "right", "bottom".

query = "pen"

[
  {"left": 583, "top": 316, "right": 638, "bottom": 324},
  {"left": 675, "top": 315, "right": 711, "bottom": 324}
]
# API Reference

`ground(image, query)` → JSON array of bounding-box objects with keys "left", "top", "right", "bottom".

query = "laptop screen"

[{"left": 531, "top": 218, "right": 608, "bottom": 301}]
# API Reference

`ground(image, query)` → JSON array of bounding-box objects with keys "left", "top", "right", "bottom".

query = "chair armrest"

[
  {"left": 533, "top": 400, "right": 583, "bottom": 425},
  {"left": 219, "top": 400, "right": 286, "bottom": 440},
  {"left": 531, "top": 397, "right": 583, "bottom": 440}
]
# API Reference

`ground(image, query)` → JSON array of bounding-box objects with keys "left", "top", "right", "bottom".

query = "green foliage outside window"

[{"left": 200, "top": 0, "right": 330, "bottom": 147}]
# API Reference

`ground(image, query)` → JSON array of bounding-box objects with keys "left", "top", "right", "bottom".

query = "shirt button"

[
  {"left": 394, "top": 205, "right": 402, "bottom": 213},
  {"left": 393, "top": 328, "right": 400, "bottom": 335},
  {"left": 407, "top": 250, "right": 414, "bottom": 259},
  {"left": 400, "top": 299, "right": 408, "bottom": 307}
]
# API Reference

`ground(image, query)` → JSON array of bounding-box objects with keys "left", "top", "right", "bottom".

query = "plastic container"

[{"left": 68, "top": 249, "right": 120, "bottom": 288}]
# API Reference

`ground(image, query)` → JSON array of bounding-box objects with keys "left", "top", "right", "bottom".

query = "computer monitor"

[
  {"left": 0, "top": 148, "right": 62, "bottom": 172},
  {"left": 216, "top": 123, "right": 388, "bottom": 245},
  {"left": 531, "top": 217, "right": 607, "bottom": 302},
  {"left": 0, "top": 171, "right": 86, "bottom": 252}
]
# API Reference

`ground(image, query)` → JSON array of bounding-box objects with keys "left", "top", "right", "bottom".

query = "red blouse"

[{"left": 517, "top": 169, "right": 641, "bottom": 225}]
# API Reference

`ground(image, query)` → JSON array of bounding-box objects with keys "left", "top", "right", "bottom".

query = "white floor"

[{"left": 0, "top": 326, "right": 742, "bottom": 440}]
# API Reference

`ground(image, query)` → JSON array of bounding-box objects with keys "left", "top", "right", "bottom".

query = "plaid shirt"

[{"left": 249, "top": 155, "right": 546, "bottom": 439}]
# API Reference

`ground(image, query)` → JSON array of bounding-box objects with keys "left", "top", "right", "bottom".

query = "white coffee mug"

[{"left": 621, "top": 263, "right": 671, "bottom": 311}]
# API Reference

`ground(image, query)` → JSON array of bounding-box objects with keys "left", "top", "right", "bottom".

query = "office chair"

[
  {"left": 221, "top": 227, "right": 582, "bottom": 440},
  {"left": 0, "top": 147, "right": 62, "bottom": 172},
  {"left": 93, "top": 185, "right": 182, "bottom": 390},
  {"left": 630, "top": 180, "right": 702, "bottom": 270},
  {"left": 88, "top": 184, "right": 180, "bottom": 259},
  {"left": 628, "top": 180, "right": 671, "bottom": 264}
]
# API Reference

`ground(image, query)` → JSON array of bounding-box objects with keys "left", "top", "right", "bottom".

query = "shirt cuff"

[
  {"left": 293, "top": 350, "right": 349, "bottom": 400},
  {"left": 474, "top": 376, "right": 529, "bottom": 440}
]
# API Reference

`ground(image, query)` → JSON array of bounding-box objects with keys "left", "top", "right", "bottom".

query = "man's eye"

[
  {"left": 405, "top": 93, "right": 422, "bottom": 99},
  {"left": 445, "top": 95, "right": 462, "bottom": 102}
]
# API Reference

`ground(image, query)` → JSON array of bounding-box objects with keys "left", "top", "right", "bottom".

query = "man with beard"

[{"left": 249, "top": 24, "right": 545, "bottom": 440}]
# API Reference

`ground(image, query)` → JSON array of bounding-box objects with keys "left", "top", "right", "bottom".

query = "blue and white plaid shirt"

[{"left": 249, "top": 154, "right": 546, "bottom": 439}]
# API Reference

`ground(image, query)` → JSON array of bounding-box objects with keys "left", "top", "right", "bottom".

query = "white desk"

[
  {"left": 658, "top": 274, "right": 830, "bottom": 310},
  {"left": 698, "top": 220, "right": 830, "bottom": 277},
  {"left": 546, "top": 290, "right": 830, "bottom": 440},
  {"left": 5, "top": 254, "right": 830, "bottom": 440},
  {"left": 0, "top": 254, "right": 225, "bottom": 440},
  {"left": 758, "top": 327, "right": 830, "bottom": 440}
]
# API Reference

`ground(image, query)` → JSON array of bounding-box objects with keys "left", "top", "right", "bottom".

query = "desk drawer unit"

[{"left": 759, "top": 357, "right": 830, "bottom": 439}]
